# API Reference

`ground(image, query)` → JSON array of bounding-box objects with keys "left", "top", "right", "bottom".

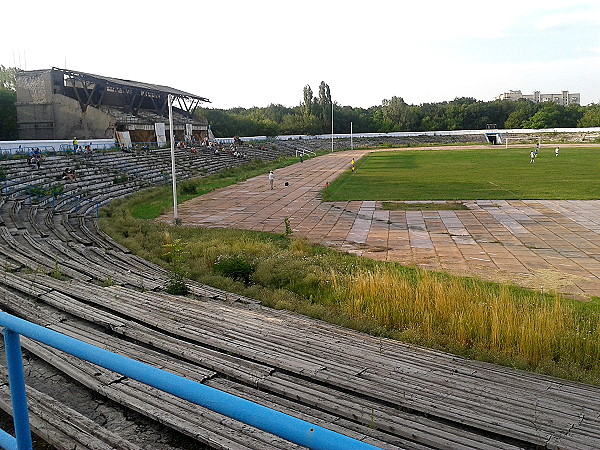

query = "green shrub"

[
  {"left": 27, "top": 186, "right": 49, "bottom": 197},
  {"left": 252, "top": 253, "right": 324, "bottom": 293},
  {"left": 178, "top": 180, "right": 198, "bottom": 195},
  {"left": 165, "top": 272, "right": 189, "bottom": 295},
  {"left": 214, "top": 255, "right": 254, "bottom": 284},
  {"left": 113, "top": 174, "right": 129, "bottom": 184},
  {"left": 49, "top": 184, "right": 64, "bottom": 196}
]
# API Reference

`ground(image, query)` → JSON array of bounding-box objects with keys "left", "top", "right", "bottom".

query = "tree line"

[
  {"left": 198, "top": 86, "right": 600, "bottom": 137},
  {"left": 0, "top": 67, "right": 598, "bottom": 141}
]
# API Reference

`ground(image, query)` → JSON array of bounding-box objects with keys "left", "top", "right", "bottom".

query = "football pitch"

[{"left": 325, "top": 147, "right": 600, "bottom": 201}]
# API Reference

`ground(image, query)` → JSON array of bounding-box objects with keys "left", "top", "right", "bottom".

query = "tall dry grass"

[{"left": 331, "top": 268, "right": 600, "bottom": 370}]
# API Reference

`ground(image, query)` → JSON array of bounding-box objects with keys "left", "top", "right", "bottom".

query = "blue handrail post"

[{"left": 2, "top": 329, "right": 33, "bottom": 450}]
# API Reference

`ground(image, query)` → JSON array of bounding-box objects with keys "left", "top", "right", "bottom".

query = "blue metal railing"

[
  {"left": 58, "top": 143, "right": 117, "bottom": 153},
  {"left": 92, "top": 153, "right": 168, "bottom": 184},
  {"left": 1, "top": 180, "right": 55, "bottom": 204},
  {"left": 0, "top": 180, "right": 100, "bottom": 218},
  {"left": 0, "top": 146, "right": 55, "bottom": 157},
  {"left": 60, "top": 142, "right": 167, "bottom": 153},
  {"left": 0, "top": 312, "right": 381, "bottom": 450}
]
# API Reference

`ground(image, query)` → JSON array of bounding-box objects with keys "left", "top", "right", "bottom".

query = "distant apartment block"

[{"left": 497, "top": 90, "right": 580, "bottom": 106}]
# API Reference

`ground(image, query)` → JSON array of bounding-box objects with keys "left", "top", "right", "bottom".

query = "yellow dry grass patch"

[{"left": 330, "top": 267, "right": 600, "bottom": 369}]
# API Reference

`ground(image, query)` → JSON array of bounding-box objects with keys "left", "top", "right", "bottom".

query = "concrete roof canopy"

[{"left": 53, "top": 67, "right": 210, "bottom": 103}]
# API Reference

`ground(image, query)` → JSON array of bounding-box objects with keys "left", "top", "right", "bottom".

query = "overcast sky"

[{"left": 3, "top": 1, "right": 599, "bottom": 109}]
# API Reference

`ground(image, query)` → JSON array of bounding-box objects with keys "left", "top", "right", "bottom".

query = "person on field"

[
  {"left": 268, "top": 170, "right": 275, "bottom": 189},
  {"left": 555, "top": 147, "right": 559, "bottom": 157},
  {"left": 530, "top": 151, "right": 535, "bottom": 163},
  {"left": 73, "top": 137, "right": 78, "bottom": 152},
  {"left": 351, "top": 158, "right": 355, "bottom": 172}
]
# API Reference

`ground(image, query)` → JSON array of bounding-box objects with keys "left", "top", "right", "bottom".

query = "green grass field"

[{"left": 324, "top": 147, "right": 600, "bottom": 201}]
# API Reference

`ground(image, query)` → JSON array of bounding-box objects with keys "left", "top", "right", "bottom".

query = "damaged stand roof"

[{"left": 54, "top": 67, "right": 210, "bottom": 117}]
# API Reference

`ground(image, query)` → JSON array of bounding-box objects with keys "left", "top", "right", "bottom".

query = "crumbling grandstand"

[{"left": 15, "top": 68, "right": 210, "bottom": 143}]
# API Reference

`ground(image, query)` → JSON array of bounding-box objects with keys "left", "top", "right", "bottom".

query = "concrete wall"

[
  {"left": 16, "top": 70, "right": 55, "bottom": 140},
  {"left": 52, "top": 94, "right": 115, "bottom": 140},
  {"left": 15, "top": 70, "right": 53, "bottom": 104},
  {"left": 16, "top": 69, "right": 116, "bottom": 140}
]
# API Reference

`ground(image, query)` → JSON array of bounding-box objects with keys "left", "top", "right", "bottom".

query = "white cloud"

[{"left": 536, "top": 9, "right": 600, "bottom": 30}]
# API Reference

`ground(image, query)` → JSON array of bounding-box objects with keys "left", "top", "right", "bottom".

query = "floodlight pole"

[
  {"left": 331, "top": 102, "right": 334, "bottom": 153},
  {"left": 350, "top": 122, "right": 353, "bottom": 149},
  {"left": 168, "top": 94, "right": 179, "bottom": 223}
]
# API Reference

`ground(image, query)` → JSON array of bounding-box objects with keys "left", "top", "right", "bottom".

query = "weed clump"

[
  {"left": 165, "top": 272, "right": 190, "bottom": 295},
  {"left": 214, "top": 255, "right": 254, "bottom": 284},
  {"left": 162, "top": 233, "right": 189, "bottom": 296}
]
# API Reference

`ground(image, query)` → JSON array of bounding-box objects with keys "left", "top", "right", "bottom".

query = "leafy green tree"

[
  {"left": 196, "top": 108, "right": 235, "bottom": 137},
  {"left": 302, "top": 85, "right": 313, "bottom": 118},
  {"left": 379, "top": 96, "right": 411, "bottom": 131},
  {"left": 280, "top": 114, "right": 304, "bottom": 135},
  {"left": 303, "top": 114, "right": 324, "bottom": 135},
  {"left": 482, "top": 100, "right": 522, "bottom": 129},
  {"left": 522, "top": 103, "right": 564, "bottom": 129},
  {"left": 562, "top": 104, "right": 584, "bottom": 128},
  {"left": 0, "top": 88, "right": 17, "bottom": 140},
  {"left": 0, "top": 66, "right": 17, "bottom": 91},
  {"left": 261, "top": 104, "right": 294, "bottom": 123},
  {"left": 419, "top": 102, "right": 449, "bottom": 131},
  {"left": 578, "top": 104, "right": 600, "bottom": 127},
  {"left": 318, "top": 81, "right": 332, "bottom": 131},
  {"left": 504, "top": 100, "right": 537, "bottom": 128},
  {"left": 279, "top": 112, "right": 322, "bottom": 135},
  {"left": 444, "top": 98, "right": 469, "bottom": 130},
  {"left": 334, "top": 105, "right": 377, "bottom": 133}
]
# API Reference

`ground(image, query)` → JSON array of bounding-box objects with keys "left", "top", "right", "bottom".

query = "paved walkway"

[{"left": 162, "top": 146, "right": 600, "bottom": 300}]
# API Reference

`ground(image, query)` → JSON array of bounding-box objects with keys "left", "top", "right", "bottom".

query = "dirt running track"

[{"left": 162, "top": 144, "right": 600, "bottom": 300}]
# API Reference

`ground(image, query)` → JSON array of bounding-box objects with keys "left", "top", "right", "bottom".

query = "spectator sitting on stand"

[{"left": 62, "top": 168, "right": 77, "bottom": 181}]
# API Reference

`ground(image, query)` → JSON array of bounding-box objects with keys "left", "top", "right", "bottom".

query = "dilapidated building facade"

[{"left": 16, "top": 68, "right": 210, "bottom": 143}]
